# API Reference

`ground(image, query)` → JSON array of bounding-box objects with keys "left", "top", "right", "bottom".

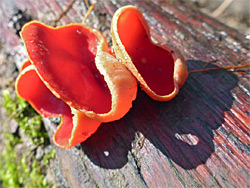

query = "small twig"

[
  {"left": 51, "top": 0, "right": 76, "bottom": 26},
  {"left": 82, "top": 3, "right": 97, "bottom": 25},
  {"left": 211, "top": 0, "right": 234, "bottom": 18},
  {"left": 188, "top": 64, "right": 250, "bottom": 74}
]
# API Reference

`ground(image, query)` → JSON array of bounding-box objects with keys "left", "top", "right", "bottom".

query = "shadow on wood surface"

[{"left": 80, "top": 60, "right": 238, "bottom": 170}]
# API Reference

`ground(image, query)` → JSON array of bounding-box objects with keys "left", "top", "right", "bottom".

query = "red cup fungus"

[
  {"left": 15, "top": 5, "right": 188, "bottom": 149},
  {"left": 111, "top": 6, "right": 188, "bottom": 101}
]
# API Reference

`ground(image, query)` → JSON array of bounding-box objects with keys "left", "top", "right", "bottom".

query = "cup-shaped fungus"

[
  {"left": 111, "top": 6, "right": 188, "bottom": 101},
  {"left": 16, "top": 62, "right": 102, "bottom": 148},
  {"left": 16, "top": 21, "right": 137, "bottom": 148},
  {"left": 16, "top": 5, "right": 188, "bottom": 149},
  {"left": 20, "top": 21, "right": 137, "bottom": 121}
]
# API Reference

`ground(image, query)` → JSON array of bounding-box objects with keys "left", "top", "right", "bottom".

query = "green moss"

[
  {"left": 2, "top": 89, "right": 47, "bottom": 145},
  {"left": 0, "top": 89, "right": 56, "bottom": 188},
  {"left": 0, "top": 133, "right": 21, "bottom": 188}
]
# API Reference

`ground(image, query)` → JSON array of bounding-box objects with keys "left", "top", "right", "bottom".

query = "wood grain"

[{"left": 1, "top": 0, "right": 249, "bottom": 187}]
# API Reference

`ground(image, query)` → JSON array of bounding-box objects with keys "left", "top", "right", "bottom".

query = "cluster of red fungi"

[{"left": 16, "top": 5, "right": 188, "bottom": 149}]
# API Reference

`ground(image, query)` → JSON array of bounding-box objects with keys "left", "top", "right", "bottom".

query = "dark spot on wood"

[
  {"left": 8, "top": 9, "right": 32, "bottom": 37},
  {"left": 99, "top": 12, "right": 107, "bottom": 17}
]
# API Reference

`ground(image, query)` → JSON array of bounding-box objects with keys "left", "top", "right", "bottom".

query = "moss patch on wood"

[{"left": 0, "top": 89, "right": 56, "bottom": 188}]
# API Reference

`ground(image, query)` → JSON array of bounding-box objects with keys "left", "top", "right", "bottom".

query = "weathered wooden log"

[{"left": 1, "top": 0, "right": 249, "bottom": 187}]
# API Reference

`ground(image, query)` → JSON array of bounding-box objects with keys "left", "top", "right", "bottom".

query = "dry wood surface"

[{"left": 0, "top": 0, "right": 249, "bottom": 187}]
